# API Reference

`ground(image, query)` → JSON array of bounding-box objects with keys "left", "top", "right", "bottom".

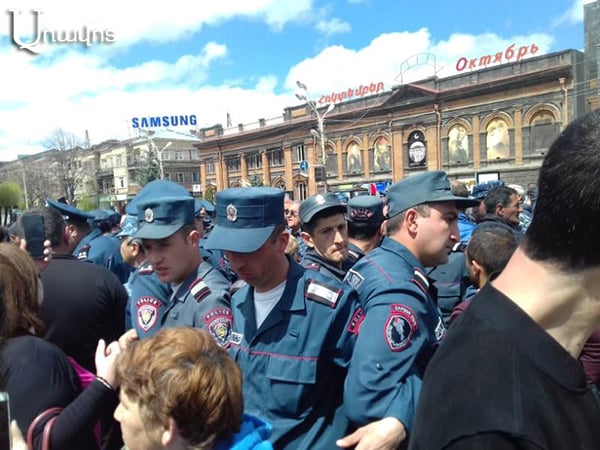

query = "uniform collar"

[{"left": 379, "top": 236, "right": 425, "bottom": 272}]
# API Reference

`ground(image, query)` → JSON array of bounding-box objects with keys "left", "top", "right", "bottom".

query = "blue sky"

[{"left": 0, "top": 0, "right": 592, "bottom": 161}]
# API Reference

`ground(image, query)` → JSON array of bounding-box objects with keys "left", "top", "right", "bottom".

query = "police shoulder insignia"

[
  {"left": 138, "top": 264, "right": 154, "bottom": 275},
  {"left": 411, "top": 267, "right": 430, "bottom": 295},
  {"left": 305, "top": 279, "right": 342, "bottom": 308},
  {"left": 136, "top": 296, "right": 162, "bottom": 332},
  {"left": 344, "top": 269, "right": 364, "bottom": 290},
  {"left": 385, "top": 304, "right": 418, "bottom": 352},
  {"left": 190, "top": 278, "right": 211, "bottom": 302},
  {"left": 434, "top": 316, "right": 446, "bottom": 342},
  {"left": 203, "top": 307, "right": 233, "bottom": 347},
  {"left": 77, "top": 244, "right": 90, "bottom": 260},
  {"left": 304, "top": 262, "right": 321, "bottom": 271},
  {"left": 230, "top": 331, "right": 243, "bottom": 346},
  {"left": 347, "top": 307, "right": 365, "bottom": 335}
]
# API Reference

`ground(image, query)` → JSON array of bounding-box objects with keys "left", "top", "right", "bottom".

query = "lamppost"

[
  {"left": 296, "top": 80, "right": 335, "bottom": 192},
  {"left": 156, "top": 141, "right": 172, "bottom": 180}
]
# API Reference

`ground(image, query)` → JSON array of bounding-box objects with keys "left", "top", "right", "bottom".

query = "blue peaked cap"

[{"left": 204, "top": 187, "right": 285, "bottom": 253}]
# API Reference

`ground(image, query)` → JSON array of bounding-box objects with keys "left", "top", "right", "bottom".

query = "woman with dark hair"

[{"left": 0, "top": 243, "right": 121, "bottom": 449}]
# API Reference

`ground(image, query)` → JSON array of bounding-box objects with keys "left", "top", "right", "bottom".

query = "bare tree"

[{"left": 43, "top": 128, "right": 87, "bottom": 205}]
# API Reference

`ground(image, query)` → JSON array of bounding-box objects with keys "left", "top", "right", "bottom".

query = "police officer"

[
  {"left": 346, "top": 195, "right": 385, "bottom": 263},
  {"left": 205, "top": 187, "right": 362, "bottom": 449},
  {"left": 46, "top": 198, "right": 124, "bottom": 278},
  {"left": 338, "top": 171, "right": 479, "bottom": 449},
  {"left": 299, "top": 192, "right": 353, "bottom": 281},
  {"left": 117, "top": 214, "right": 171, "bottom": 337},
  {"left": 133, "top": 196, "right": 232, "bottom": 346}
]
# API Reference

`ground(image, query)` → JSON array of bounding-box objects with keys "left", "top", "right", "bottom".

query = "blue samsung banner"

[{"left": 132, "top": 115, "right": 197, "bottom": 128}]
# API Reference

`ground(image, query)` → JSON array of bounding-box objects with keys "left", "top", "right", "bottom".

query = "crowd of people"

[{"left": 1, "top": 108, "right": 600, "bottom": 449}]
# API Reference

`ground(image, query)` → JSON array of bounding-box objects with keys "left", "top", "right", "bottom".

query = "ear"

[
  {"left": 161, "top": 416, "right": 179, "bottom": 446},
  {"left": 187, "top": 229, "right": 200, "bottom": 247},
  {"left": 405, "top": 209, "right": 419, "bottom": 234},
  {"left": 300, "top": 231, "right": 315, "bottom": 248},
  {"left": 471, "top": 259, "right": 484, "bottom": 281},
  {"left": 494, "top": 203, "right": 504, "bottom": 217}
]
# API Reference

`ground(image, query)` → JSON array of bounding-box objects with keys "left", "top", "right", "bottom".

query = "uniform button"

[{"left": 376, "top": 363, "right": 383, "bottom": 370}]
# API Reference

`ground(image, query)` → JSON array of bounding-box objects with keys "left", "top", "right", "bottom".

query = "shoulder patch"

[
  {"left": 77, "top": 244, "right": 90, "bottom": 260},
  {"left": 347, "top": 307, "right": 365, "bottom": 335},
  {"left": 203, "top": 307, "right": 232, "bottom": 348},
  {"left": 304, "top": 262, "right": 321, "bottom": 271},
  {"left": 434, "top": 316, "right": 446, "bottom": 341},
  {"left": 385, "top": 304, "right": 418, "bottom": 352},
  {"left": 411, "top": 267, "right": 430, "bottom": 295},
  {"left": 305, "top": 279, "right": 342, "bottom": 308},
  {"left": 138, "top": 264, "right": 154, "bottom": 275},
  {"left": 344, "top": 269, "right": 364, "bottom": 290},
  {"left": 190, "top": 278, "right": 211, "bottom": 302},
  {"left": 230, "top": 331, "right": 243, "bottom": 346},
  {"left": 136, "top": 296, "right": 162, "bottom": 332}
]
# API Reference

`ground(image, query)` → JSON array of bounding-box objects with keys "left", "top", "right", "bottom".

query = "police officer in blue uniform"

[
  {"left": 133, "top": 196, "right": 232, "bottom": 346},
  {"left": 117, "top": 215, "right": 171, "bottom": 336},
  {"left": 338, "top": 171, "right": 479, "bottom": 449},
  {"left": 346, "top": 195, "right": 385, "bottom": 263},
  {"left": 299, "top": 192, "right": 354, "bottom": 281},
  {"left": 46, "top": 198, "right": 125, "bottom": 279},
  {"left": 205, "top": 187, "right": 363, "bottom": 449}
]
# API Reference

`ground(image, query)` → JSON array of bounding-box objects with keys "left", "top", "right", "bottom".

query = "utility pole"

[
  {"left": 21, "top": 161, "right": 29, "bottom": 209},
  {"left": 296, "top": 81, "right": 335, "bottom": 193}
]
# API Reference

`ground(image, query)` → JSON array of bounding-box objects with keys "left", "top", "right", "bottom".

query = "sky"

[{"left": 0, "top": 0, "right": 594, "bottom": 162}]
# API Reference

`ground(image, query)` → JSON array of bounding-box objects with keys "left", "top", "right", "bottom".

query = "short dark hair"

[
  {"left": 386, "top": 204, "right": 430, "bottom": 235},
  {"left": 466, "top": 226, "right": 518, "bottom": 275},
  {"left": 483, "top": 185, "right": 518, "bottom": 214},
  {"left": 523, "top": 109, "right": 600, "bottom": 271},
  {"left": 348, "top": 222, "right": 380, "bottom": 241}
]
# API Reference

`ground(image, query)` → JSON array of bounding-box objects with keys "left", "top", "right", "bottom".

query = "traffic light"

[{"left": 315, "top": 166, "right": 326, "bottom": 182}]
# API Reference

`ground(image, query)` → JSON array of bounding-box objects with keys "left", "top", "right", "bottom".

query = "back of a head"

[
  {"left": 116, "top": 327, "right": 243, "bottom": 448},
  {"left": 467, "top": 226, "right": 518, "bottom": 276},
  {"left": 0, "top": 243, "right": 43, "bottom": 340},
  {"left": 524, "top": 109, "right": 600, "bottom": 271}
]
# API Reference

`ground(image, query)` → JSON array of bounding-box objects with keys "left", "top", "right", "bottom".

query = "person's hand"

[
  {"left": 95, "top": 339, "right": 122, "bottom": 389},
  {"left": 19, "top": 238, "right": 52, "bottom": 273},
  {"left": 336, "top": 417, "right": 407, "bottom": 450},
  {"left": 118, "top": 328, "right": 139, "bottom": 350},
  {"left": 10, "top": 420, "right": 28, "bottom": 450}
]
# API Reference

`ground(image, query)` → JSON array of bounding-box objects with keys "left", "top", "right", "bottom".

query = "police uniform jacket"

[
  {"left": 347, "top": 242, "right": 365, "bottom": 263},
  {"left": 301, "top": 247, "right": 353, "bottom": 281},
  {"left": 127, "top": 260, "right": 171, "bottom": 338},
  {"left": 162, "top": 260, "right": 232, "bottom": 347},
  {"left": 229, "top": 259, "right": 363, "bottom": 449},
  {"left": 73, "top": 227, "right": 121, "bottom": 270},
  {"left": 343, "top": 237, "right": 446, "bottom": 432}
]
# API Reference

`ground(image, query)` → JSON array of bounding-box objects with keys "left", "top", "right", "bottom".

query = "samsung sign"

[{"left": 131, "top": 114, "right": 197, "bottom": 129}]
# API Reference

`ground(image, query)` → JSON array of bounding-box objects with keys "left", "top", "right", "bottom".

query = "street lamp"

[
  {"left": 295, "top": 80, "right": 335, "bottom": 192},
  {"left": 156, "top": 141, "right": 172, "bottom": 179}
]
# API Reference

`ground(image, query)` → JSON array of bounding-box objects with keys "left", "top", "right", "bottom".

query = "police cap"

[
  {"left": 347, "top": 195, "right": 385, "bottom": 225},
  {"left": 46, "top": 198, "right": 94, "bottom": 222},
  {"left": 387, "top": 171, "right": 479, "bottom": 218},
  {"left": 204, "top": 187, "right": 285, "bottom": 253},
  {"left": 299, "top": 193, "right": 346, "bottom": 225},
  {"left": 134, "top": 196, "right": 195, "bottom": 240}
]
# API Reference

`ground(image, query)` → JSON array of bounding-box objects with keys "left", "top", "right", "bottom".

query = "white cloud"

[
  {"left": 315, "top": 18, "right": 351, "bottom": 36},
  {"left": 554, "top": 0, "right": 592, "bottom": 26},
  {"left": 0, "top": 1, "right": 561, "bottom": 161},
  {"left": 286, "top": 29, "right": 554, "bottom": 98}
]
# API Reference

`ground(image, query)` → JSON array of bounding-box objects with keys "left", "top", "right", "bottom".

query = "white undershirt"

[{"left": 254, "top": 280, "right": 287, "bottom": 328}]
